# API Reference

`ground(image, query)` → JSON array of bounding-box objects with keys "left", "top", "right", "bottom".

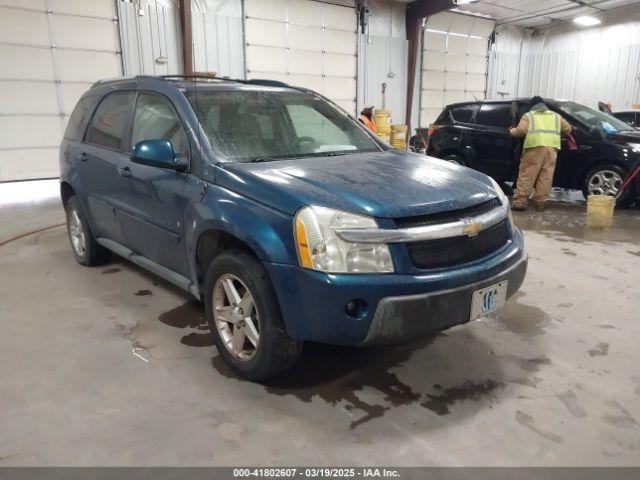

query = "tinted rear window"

[
  {"left": 64, "top": 96, "right": 94, "bottom": 141},
  {"left": 450, "top": 104, "right": 476, "bottom": 123},
  {"left": 475, "top": 103, "right": 511, "bottom": 127},
  {"left": 86, "top": 92, "right": 133, "bottom": 150}
]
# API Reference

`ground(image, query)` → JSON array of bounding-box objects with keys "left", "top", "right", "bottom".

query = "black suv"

[{"left": 427, "top": 98, "right": 640, "bottom": 206}]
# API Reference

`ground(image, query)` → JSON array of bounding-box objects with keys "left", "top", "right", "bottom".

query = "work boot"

[
  {"left": 511, "top": 202, "right": 527, "bottom": 211},
  {"left": 533, "top": 202, "right": 547, "bottom": 212}
]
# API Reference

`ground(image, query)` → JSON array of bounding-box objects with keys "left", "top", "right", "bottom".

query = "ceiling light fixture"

[
  {"left": 573, "top": 15, "right": 601, "bottom": 26},
  {"left": 453, "top": 0, "right": 479, "bottom": 5}
]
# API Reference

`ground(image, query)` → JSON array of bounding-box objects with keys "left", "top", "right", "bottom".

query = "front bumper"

[
  {"left": 264, "top": 228, "right": 527, "bottom": 346},
  {"left": 359, "top": 255, "right": 526, "bottom": 345}
]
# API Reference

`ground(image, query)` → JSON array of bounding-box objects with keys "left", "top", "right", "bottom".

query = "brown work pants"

[{"left": 512, "top": 146, "right": 558, "bottom": 208}]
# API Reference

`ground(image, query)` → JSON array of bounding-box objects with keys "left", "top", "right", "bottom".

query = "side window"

[
  {"left": 450, "top": 104, "right": 476, "bottom": 123},
  {"left": 131, "top": 93, "right": 189, "bottom": 158},
  {"left": 475, "top": 103, "right": 511, "bottom": 128},
  {"left": 64, "top": 96, "right": 94, "bottom": 140},
  {"left": 286, "top": 104, "right": 350, "bottom": 145},
  {"left": 86, "top": 92, "right": 132, "bottom": 150}
]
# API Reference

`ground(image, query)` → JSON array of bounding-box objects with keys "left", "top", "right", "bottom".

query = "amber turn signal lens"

[{"left": 295, "top": 217, "right": 313, "bottom": 268}]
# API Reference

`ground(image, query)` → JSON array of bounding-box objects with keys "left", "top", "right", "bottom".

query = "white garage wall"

[
  {"left": 244, "top": 0, "right": 358, "bottom": 114},
  {"left": 419, "top": 11, "right": 495, "bottom": 127},
  {"left": 192, "top": 0, "right": 244, "bottom": 78},
  {"left": 487, "top": 4, "right": 640, "bottom": 110},
  {"left": 118, "top": 0, "right": 183, "bottom": 76},
  {"left": 0, "top": 0, "right": 122, "bottom": 181},
  {"left": 357, "top": 0, "right": 407, "bottom": 125}
]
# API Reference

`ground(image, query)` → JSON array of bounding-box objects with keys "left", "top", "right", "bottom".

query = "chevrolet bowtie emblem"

[{"left": 463, "top": 220, "right": 481, "bottom": 237}]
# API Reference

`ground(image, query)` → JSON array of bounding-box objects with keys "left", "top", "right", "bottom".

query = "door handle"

[
  {"left": 78, "top": 152, "right": 88, "bottom": 162},
  {"left": 117, "top": 166, "right": 132, "bottom": 178}
]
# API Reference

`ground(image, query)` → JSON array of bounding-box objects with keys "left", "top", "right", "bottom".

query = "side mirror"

[{"left": 131, "top": 140, "right": 187, "bottom": 171}]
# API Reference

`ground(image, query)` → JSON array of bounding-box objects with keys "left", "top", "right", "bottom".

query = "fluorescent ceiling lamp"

[
  {"left": 573, "top": 15, "right": 601, "bottom": 26},
  {"left": 453, "top": 0, "right": 479, "bottom": 5}
]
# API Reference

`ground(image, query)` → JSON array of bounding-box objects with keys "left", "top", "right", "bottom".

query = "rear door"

[
  {"left": 466, "top": 102, "right": 514, "bottom": 180},
  {"left": 118, "top": 92, "right": 193, "bottom": 276},
  {"left": 79, "top": 92, "right": 134, "bottom": 244}
]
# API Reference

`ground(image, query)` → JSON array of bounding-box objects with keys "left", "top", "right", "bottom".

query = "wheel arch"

[
  {"left": 194, "top": 229, "right": 261, "bottom": 291},
  {"left": 60, "top": 181, "right": 76, "bottom": 207}
]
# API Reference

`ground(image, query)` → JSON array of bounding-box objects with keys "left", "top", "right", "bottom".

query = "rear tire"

[
  {"left": 204, "top": 250, "right": 302, "bottom": 381},
  {"left": 582, "top": 164, "right": 632, "bottom": 208},
  {"left": 65, "top": 196, "right": 111, "bottom": 266}
]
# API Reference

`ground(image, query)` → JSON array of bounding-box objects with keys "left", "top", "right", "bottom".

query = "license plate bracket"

[{"left": 470, "top": 281, "right": 508, "bottom": 321}]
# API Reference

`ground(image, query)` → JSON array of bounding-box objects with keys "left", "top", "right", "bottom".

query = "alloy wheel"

[
  {"left": 68, "top": 208, "right": 86, "bottom": 256},
  {"left": 212, "top": 274, "right": 260, "bottom": 361},
  {"left": 587, "top": 170, "right": 622, "bottom": 196}
]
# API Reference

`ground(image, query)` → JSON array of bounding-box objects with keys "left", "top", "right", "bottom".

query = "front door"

[{"left": 118, "top": 92, "right": 193, "bottom": 276}]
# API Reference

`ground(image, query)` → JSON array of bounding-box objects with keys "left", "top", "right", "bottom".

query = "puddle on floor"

[{"left": 158, "top": 301, "right": 212, "bottom": 347}]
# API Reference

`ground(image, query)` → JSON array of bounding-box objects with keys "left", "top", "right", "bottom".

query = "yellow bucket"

[
  {"left": 374, "top": 109, "right": 391, "bottom": 134},
  {"left": 390, "top": 124, "right": 407, "bottom": 142},
  {"left": 586, "top": 195, "right": 615, "bottom": 228}
]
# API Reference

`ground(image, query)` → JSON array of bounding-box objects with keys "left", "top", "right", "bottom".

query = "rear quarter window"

[
  {"left": 450, "top": 104, "right": 476, "bottom": 123},
  {"left": 64, "top": 96, "right": 95, "bottom": 141},
  {"left": 475, "top": 103, "right": 511, "bottom": 128}
]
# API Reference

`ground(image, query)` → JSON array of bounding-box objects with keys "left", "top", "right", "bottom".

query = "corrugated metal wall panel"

[
  {"left": 118, "top": 0, "right": 182, "bottom": 77},
  {"left": 357, "top": 0, "right": 408, "bottom": 125},
  {"left": 487, "top": 5, "right": 640, "bottom": 109},
  {"left": 192, "top": 0, "right": 245, "bottom": 78},
  {"left": 0, "top": 0, "right": 121, "bottom": 181}
]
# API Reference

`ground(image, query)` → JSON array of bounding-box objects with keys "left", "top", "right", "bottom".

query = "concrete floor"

[{"left": 0, "top": 180, "right": 639, "bottom": 466}]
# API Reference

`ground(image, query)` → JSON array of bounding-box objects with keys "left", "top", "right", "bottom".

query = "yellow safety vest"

[{"left": 523, "top": 110, "right": 561, "bottom": 149}]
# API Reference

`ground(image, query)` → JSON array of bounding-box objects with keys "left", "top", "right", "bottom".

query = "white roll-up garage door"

[
  {"left": 419, "top": 12, "right": 494, "bottom": 127},
  {"left": 0, "top": 0, "right": 122, "bottom": 182},
  {"left": 244, "top": 0, "right": 357, "bottom": 114}
]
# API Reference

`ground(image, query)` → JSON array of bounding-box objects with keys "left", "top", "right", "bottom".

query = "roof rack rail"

[
  {"left": 238, "top": 79, "right": 291, "bottom": 88},
  {"left": 159, "top": 73, "right": 227, "bottom": 82}
]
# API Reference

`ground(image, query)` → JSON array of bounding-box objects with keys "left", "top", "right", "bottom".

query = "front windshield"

[
  {"left": 185, "top": 89, "right": 380, "bottom": 162},
  {"left": 556, "top": 101, "right": 632, "bottom": 134}
]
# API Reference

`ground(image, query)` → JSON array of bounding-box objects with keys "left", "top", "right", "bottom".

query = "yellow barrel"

[
  {"left": 390, "top": 124, "right": 407, "bottom": 150},
  {"left": 374, "top": 109, "right": 391, "bottom": 134},
  {"left": 376, "top": 132, "right": 390, "bottom": 143},
  {"left": 586, "top": 195, "right": 615, "bottom": 228}
]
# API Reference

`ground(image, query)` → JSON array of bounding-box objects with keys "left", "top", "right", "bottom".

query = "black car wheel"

[
  {"left": 204, "top": 250, "right": 302, "bottom": 381},
  {"left": 582, "top": 164, "right": 633, "bottom": 207},
  {"left": 65, "top": 196, "right": 111, "bottom": 266}
]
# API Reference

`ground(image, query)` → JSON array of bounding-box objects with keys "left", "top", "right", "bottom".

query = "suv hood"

[{"left": 215, "top": 150, "right": 498, "bottom": 218}]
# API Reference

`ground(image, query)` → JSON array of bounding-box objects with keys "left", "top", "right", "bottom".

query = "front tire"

[
  {"left": 205, "top": 250, "right": 302, "bottom": 381},
  {"left": 65, "top": 196, "right": 110, "bottom": 266},
  {"left": 582, "top": 164, "right": 632, "bottom": 207}
]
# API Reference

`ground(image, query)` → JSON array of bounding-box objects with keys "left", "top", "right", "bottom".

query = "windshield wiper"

[
  {"left": 249, "top": 156, "right": 282, "bottom": 163},
  {"left": 325, "top": 152, "right": 351, "bottom": 157}
]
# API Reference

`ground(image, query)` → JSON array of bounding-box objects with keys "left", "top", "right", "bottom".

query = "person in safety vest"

[
  {"left": 358, "top": 107, "right": 377, "bottom": 133},
  {"left": 509, "top": 96, "right": 572, "bottom": 211}
]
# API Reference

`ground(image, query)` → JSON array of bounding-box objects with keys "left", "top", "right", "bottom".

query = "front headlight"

[
  {"left": 294, "top": 206, "right": 394, "bottom": 273},
  {"left": 489, "top": 177, "right": 514, "bottom": 225}
]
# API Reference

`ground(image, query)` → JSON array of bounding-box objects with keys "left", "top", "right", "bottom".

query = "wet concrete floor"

[{"left": 0, "top": 181, "right": 639, "bottom": 465}]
